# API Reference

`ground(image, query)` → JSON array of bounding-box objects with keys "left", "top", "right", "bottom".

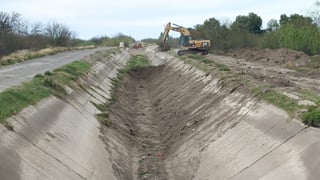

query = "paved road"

[{"left": 0, "top": 47, "right": 109, "bottom": 92}]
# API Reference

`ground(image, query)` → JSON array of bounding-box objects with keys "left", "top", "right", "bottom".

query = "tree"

[
  {"left": 267, "top": 19, "right": 279, "bottom": 31},
  {"left": 248, "top": 12, "right": 262, "bottom": 33},
  {"left": 0, "top": 12, "right": 23, "bottom": 55},
  {"left": 264, "top": 13, "right": 320, "bottom": 55},
  {"left": 0, "top": 12, "right": 21, "bottom": 34},
  {"left": 231, "top": 15, "right": 249, "bottom": 31},
  {"left": 279, "top": 14, "right": 314, "bottom": 27},
  {"left": 308, "top": 1, "right": 320, "bottom": 25},
  {"left": 231, "top": 12, "right": 262, "bottom": 33},
  {"left": 195, "top": 17, "right": 221, "bottom": 40},
  {"left": 45, "top": 22, "right": 73, "bottom": 46}
]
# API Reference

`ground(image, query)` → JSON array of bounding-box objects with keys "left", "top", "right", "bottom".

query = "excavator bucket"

[{"left": 158, "top": 42, "right": 170, "bottom": 52}]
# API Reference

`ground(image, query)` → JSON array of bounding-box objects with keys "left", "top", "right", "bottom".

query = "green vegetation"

[
  {"left": 263, "top": 15, "right": 320, "bottom": 55},
  {"left": 302, "top": 108, "right": 320, "bottom": 127},
  {"left": 262, "top": 90, "right": 300, "bottom": 113},
  {"left": 308, "top": 56, "right": 320, "bottom": 69},
  {"left": 179, "top": 54, "right": 230, "bottom": 72},
  {"left": 126, "top": 54, "right": 152, "bottom": 70},
  {"left": 188, "top": 8, "right": 320, "bottom": 55},
  {"left": 252, "top": 84, "right": 300, "bottom": 113},
  {"left": 299, "top": 89, "right": 320, "bottom": 127},
  {"left": 213, "top": 62, "right": 230, "bottom": 71},
  {"left": 96, "top": 113, "right": 111, "bottom": 127},
  {"left": 97, "top": 54, "right": 151, "bottom": 127},
  {"left": 252, "top": 85, "right": 320, "bottom": 126},
  {"left": 90, "top": 34, "right": 135, "bottom": 47},
  {"left": 108, "top": 55, "right": 151, "bottom": 105},
  {"left": 252, "top": 84, "right": 271, "bottom": 96},
  {"left": 54, "top": 61, "right": 91, "bottom": 81},
  {"left": 0, "top": 60, "right": 91, "bottom": 123},
  {"left": 91, "top": 101, "right": 107, "bottom": 112},
  {"left": 43, "top": 61, "right": 91, "bottom": 94},
  {"left": 187, "top": 54, "right": 211, "bottom": 64},
  {"left": 300, "top": 90, "right": 320, "bottom": 104},
  {"left": 0, "top": 79, "right": 50, "bottom": 123}
]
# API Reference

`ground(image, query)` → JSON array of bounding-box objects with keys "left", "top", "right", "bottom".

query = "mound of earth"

[{"left": 229, "top": 48, "right": 310, "bottom": 67}]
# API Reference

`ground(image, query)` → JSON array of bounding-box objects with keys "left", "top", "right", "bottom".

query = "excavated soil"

[{"left": 229, "top": 48, "right": 311, "bottom": 67}]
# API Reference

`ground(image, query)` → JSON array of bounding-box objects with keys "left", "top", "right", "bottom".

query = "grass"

[
  {"left": 0, "top": 60, "right": 91, "bottom": 123},
  {"left": 299, "top": 89, "right": 320, "bottom": 127},
  {"left": 178, "top": 52, "right": 320, "bottom": 128},
  {"left": 308, "top": 56, "right": 320, "bottom": 69},
  {"left": 96, "top": 112, "right": 111, "bottom": 127},
  {"left": 300, "top": 90, "right": 320, "bottom": 105},
  {"left": 91, "top": 101, "right": 107, "bottom": 112},
  {"left": 302, "top": 108, "right": 320, "bottom": 127},
  {"left": 107, "top": 55, "right": 151, "bottom": 105},
  {"left": 0, "top": 80, "right": 50, "bottom": 122},
  {"left": 54, "top": 60, "right": 91, "bottom": 82},
  {"left": 126, "top": 54, "right": 151, "bottom": 70},
  {"left": 252, "top": 84, "right": 300, "bottom": 114},
  {"left": 253, "top": 85, "right": 320, "bottom": 127},
  {"left": 179, "top": 54, "right": 230, "bottom": 72},
  {"left": 96, "top": 54, "right": 151, "bottom": 127},
  {"left": 214, "top": 63, "right": 230, "bottom": 71},
  {"left": 262, "top": 90, "right": 300, "bottom": 113},
  {"left": 187, "top": 54, "right": 211, "bottom": 64},
  {"left": 0, "top": 46, "right": 96, "bottom": 67}
]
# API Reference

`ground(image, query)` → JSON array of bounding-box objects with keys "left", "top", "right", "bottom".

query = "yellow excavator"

[{"left": 158, "top": 22, "right": 211, "bottom": 55}]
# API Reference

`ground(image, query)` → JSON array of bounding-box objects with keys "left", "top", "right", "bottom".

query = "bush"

[{"left": 277, "top": 25, "right": 320, "bottom": 55}]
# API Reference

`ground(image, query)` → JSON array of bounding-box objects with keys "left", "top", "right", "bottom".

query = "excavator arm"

[{"left": 160, "top": 23, "right": 191, "bottom": 44}]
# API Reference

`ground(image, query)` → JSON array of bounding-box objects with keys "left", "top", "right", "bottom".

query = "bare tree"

[
  {"left": 0, "top": 12, "right": 21, "bottom": 33},
  {"left": 45, "top": 22, "right": 73, "bottom": 46}
]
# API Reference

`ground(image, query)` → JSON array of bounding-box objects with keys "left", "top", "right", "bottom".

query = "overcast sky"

[{"left": 2, "top": 0, "right": 317, "bottom": 40}]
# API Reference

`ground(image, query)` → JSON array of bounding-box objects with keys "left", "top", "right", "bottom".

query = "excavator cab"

[{"left": 180, "top": 35, "right": 192, "bottom": 47}]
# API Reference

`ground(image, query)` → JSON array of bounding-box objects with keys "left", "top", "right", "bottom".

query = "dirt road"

[{"left": 0, "top": 47, "right": 108, "bottom": 92}]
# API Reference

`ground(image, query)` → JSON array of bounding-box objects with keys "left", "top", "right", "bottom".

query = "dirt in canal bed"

[
  {"left": 91, "top": 49, "right": 320, "bottom": 179},
  {"left": 98, "top": 62, "right": 239, "bottom": 179},
  {"left": 101, "top": 65, "right": 172, "bottom": 179}
]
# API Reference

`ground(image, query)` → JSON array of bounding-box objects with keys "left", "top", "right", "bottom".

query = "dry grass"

[{"left": 0, "top": 45, "right": 96, "bottom": 66}]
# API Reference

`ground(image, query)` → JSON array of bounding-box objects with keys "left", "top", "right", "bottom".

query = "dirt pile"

[{"left": 229, "top": 48, "right": 310, "bottom": 67}]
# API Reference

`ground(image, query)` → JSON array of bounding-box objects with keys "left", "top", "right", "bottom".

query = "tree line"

[
  {"left": 188, "top": 12, "right": 320, "bottom": 55},
  {"left": 144, "top": 2, "right": 320, "bottom": 55},
  {"left": 90, "top": 33, "right": 135, "bottom": 47},
  {"left": 0, "top": 11, "right": 78, "bottom": 56}
]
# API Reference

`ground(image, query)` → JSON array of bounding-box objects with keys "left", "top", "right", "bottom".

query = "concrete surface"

[
  {"left": 0, "top": 50, "right": 129, "bottom": 180},
  {"left": 153, "top": 52, "right": 320, "bottom": 180},
  {"left": 0, "top": 48, "right": 320, "bottom": 180}
]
